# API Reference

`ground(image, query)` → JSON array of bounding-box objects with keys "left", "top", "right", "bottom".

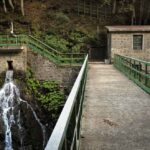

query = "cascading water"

[{"left": 0, "top": 71, "right": 46, "bottom": 150}]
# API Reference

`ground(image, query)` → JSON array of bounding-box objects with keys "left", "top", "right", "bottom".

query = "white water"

[{"left": 0, "top": 71, "right": 46, "bottom": 150}]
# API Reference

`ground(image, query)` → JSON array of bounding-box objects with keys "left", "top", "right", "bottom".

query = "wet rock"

[{"left": 0, "top": 76, "right": 46, "bottom": 150}]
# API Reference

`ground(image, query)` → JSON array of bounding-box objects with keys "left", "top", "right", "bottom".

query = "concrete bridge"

[
  {"left": 45, "top": 54, "right": 150, "bottom": 150},
  {"left": 80, "top": 63, "right": 150, "bottom": 150}
]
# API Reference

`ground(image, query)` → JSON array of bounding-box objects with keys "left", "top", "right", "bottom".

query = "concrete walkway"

[{"left": 80, "top": 63, "right": 150, "bottom": 150}]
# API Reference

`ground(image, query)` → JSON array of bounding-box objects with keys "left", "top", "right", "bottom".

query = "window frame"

[{"left": 133, "top": 34, "right": 143, "bottom": 50}]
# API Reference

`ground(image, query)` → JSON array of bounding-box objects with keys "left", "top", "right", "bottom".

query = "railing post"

[
  {"left": 139, "top": 62, "right": 141, "bottom": 82},
  {"left": 145, "top": 64, "right": 148, "bottom": 86},
  {"left": 7, "top": 35, "right": 8, "bottom": 48},
  {"left": 129, "top": 59, "right": 132, "bottom": 75},
  {"left": 133, "top": 60, "right": 136, "bottom": 78}
]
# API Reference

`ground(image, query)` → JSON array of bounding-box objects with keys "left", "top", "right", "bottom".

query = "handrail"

[
  {"left": 114, "top": 54, "right": 150, "bottom": 94},
  {"left": 0, "top": 34, "right": 86, "bottom": 65},
  {"left": 45, "top": 55, "right": 88, "bottom": 150},
  {"left": 28, "top": 35, "right": 60, "bottom": 55},
  {"left": 119, "top": 55, "right": 150, "bottom": 65}
]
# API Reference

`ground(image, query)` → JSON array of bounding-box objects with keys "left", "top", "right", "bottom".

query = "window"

[{"left": 133, "top": 35, "right": 143, "bottom": 50}]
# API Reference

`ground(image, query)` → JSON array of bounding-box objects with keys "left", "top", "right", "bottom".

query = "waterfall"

[{"left": 0, "top": 71, "right": 46, "bottom": 150}]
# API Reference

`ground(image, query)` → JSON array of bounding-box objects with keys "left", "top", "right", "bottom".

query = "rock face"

[
  {"left": 0, "top": 71, "right": 47, "bottom": 150},
  {"left": 10, "top": 102, "right": 45, "bottom": 150}
]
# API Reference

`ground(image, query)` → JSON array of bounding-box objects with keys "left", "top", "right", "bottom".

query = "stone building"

[{"left": 105, "top": 26, "right": 150, "bottom": 62}]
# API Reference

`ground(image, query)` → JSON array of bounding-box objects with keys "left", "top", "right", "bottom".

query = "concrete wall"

[
  {"left": 110, "top": 33, "right": 150, "bottom": 60},
  {"left": 0, "top": 46, "right": 80, "bottom": 89},
  {"left": 0, "top": 46, "right": 27, "bottom": 73},
  {"left": 27, "top": 49, "right": 80, "bottom": 88}
]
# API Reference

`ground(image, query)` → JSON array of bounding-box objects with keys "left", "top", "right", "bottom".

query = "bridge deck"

[{"left": 80, "top": 63, "right": 150, "bottom": 150}]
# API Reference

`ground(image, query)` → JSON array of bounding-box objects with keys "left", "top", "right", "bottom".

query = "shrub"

[
  {"left": 26, "top": 71, "right": 65, "bottom": 117},
  {"left": 45, "top": 35, "right": 69, "bottom": 52},
  {"left": 55, "top": 12, "right": 70, "bottom": 23}
]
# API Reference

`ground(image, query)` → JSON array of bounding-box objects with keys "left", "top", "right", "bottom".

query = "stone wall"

[
  {"left": 0, "top": 46, "right": 27, "bottom": 73},
  {"left": 110, "top": 33, "right": 150, "bottom": 60},
  {"left": 27, "top": 49, "right": 80, "bottom": 89},
  {"left": 0, "top": 46, "right": 80, "bottom": 89}
]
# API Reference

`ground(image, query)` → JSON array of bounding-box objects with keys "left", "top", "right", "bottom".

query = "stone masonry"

[
  {"left": 111, "top": 33, "right": 150, "bottom": 60},
  {"left": 105, "top": 26, "right": 150, "bottom": 61},
  {"left": 27, "top": 48, "right": 80, "bottom": 88},
  {"left": 0, "top": 46, "right": 27, "bottom": 73},
  {"left": 0, "top": 46, "right": 80, "bottom": 89}
]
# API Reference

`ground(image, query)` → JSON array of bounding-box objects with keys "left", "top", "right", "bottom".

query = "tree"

[
  {"left": 131, "top": 0, "right": 136, "bottom": 25},
  {"left": 21, "top": 0, "right": 25, "bottom": 16},
  {"left": 112, "top": 0, "right": 117, "bottom": 14},
  {"left": 2, "top": 0, "right": 25, "bottom": 16},
  {"left": 2, "top": 0, "right": 7, "bottom": 13}
]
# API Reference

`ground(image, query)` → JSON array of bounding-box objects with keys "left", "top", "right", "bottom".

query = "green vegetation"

[
  {"left": 0, "top": 1, "right": 100, "bottom": 53},
  {"left": 44, "top": 30, "right": 88, "bottom": 53},
  {"left": 26, "top": 68, "right": 65, "bottom": 118},
  {"left": 45, "top": 35, "right": 69, "bottom": 53}
]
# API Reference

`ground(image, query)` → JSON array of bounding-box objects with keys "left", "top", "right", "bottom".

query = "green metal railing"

[
  {"left": 0, "top": 35, "right": 85, "bottom": 65},
  {"left": 114, "top": 54, "right": 150, "bottom": 94},
  {"left": 45, "top": 55, "right": 88, "bottom": 150}
]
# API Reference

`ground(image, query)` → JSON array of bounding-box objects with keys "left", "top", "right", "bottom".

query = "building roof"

[{"left": 105, "top": 26, "right": 150, "bottom": 32}]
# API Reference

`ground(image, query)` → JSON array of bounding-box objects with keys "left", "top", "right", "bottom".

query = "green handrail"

[
  {"left": 0, "top": 34, "right": 86, "bottom": 66},
  {"left": 45, "top": 55, "right": 88, "bottom": 150},
  {"left": 114, "top": 54, "right": 150, "bottom": 94}
]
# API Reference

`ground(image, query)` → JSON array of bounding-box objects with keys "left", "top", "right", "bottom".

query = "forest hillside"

[{"left": 0, "top": 0, "right": 150, "bottom": 53}]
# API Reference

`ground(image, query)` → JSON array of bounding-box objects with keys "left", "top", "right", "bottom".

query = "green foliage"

[
  {"left": 44, "top": 30, "right": 87, "bottom": 53},
  {"left": 46, "top": 28, "right": 56, "bottom": 35},
  {"left": 26, "top": 70, "right": 65, "bottom": 117},
  {"left": 26, "top": 78, "right": 40, "bottom": 93},
  {"left": 47, "top": 12, "right": 70, "bottom": 24},
  {"left": 45, "top": 35, "right": 69, "bottom": 52},
  {"left": 31, "top": 23, "right": 44, "bottom": 38},
  {"left": 55, "top": 12, "right": 70, "bottom": 23},
  {"left": 38, "top": 91, "right": 64, "bottom": 112},
  {"left": 72, "top": 44, "right": 83, "bottom": 53},
  {"left": 69, "top": 31, "right": 87, "bottom": 44},
  {"left": 26, "top": 67, "right": 33, "bottom": 79}
]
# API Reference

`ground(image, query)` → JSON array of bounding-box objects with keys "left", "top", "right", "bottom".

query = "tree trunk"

[
  {"left": 2, "top": 0, "right": 7, "bottom": 13},
  {"left": 139, "top": 0, "right": 144, "bottom": 25},
  {"left": 131, "top": 0, "right": 136, "bottom": 25},
  {"left": 143, "top": 1, "right": 150, "bottom": 24},
  {"left": 21, "top": 0, "right": 25, "bottom": 16},
  {"left": 8, "top": 0, "right": 14, "bottom": 10},
  {"left": 112, "top": 0, "right": 116, "bottom": 14}
]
